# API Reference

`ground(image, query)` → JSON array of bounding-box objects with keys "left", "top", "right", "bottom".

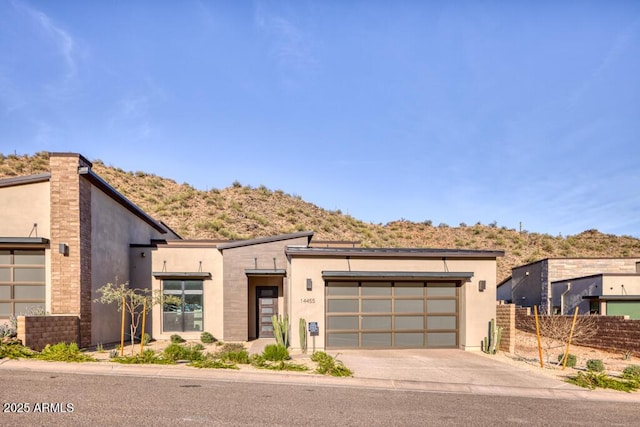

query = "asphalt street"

[{"left": 1, "top": 370, "right": 638, "bottom": 427}]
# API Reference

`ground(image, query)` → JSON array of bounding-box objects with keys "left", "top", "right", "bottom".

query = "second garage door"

[{"left": 325, "top": 281, "right": 459, "bottom": 349}]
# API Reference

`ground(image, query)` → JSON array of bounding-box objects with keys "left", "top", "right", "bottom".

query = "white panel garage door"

[{"left": 325, "top": 281, "right": 458, "bottom": 349}]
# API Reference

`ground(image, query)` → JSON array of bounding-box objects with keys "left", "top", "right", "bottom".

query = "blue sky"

[{"left": 1, "top": 1, "right": 639, "bottom": 237}]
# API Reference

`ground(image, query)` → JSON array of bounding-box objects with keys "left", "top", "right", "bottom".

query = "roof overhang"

[
  {"left": 322, "top": 271, "right": 474, "bottom": 282},
  {"left": 583, "top": 295, "right": 640, "bottom": 301},
  {"left": 245, "top": 269, "right": 287, "bottom": 277},
  {"left": 217, "top": 231, "right": 313, "bottom": 251},
  {"left": 152, "top": 272, "right": 212, "bottom": 279},
  {"left": 0, "top": 173, "right": 51, "bottom": 188},
  {"left": 0, "top": 237, "right": 50, "bottom": 249},
  {"left": 287, "top": 247, "right": 504, "bottom": 259},
  {"left": 78, "top": 167, "right": 167, "bottom": 234}
]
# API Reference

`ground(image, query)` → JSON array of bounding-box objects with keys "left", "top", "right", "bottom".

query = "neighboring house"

[
  {"left": 551, "top": 273, "right": 640, "bottom": 319},
  {"left": 508, "top": 258, "right": 640, "bottom": 314},
  {"left": 496, "top": 276, "right": 512, "bottom": 303},
  {"left": 1, "top": 152, "right": 504, "bottom": 351},
  {"left": 0, "top": 153, "right": 177, "bottom": 347}
]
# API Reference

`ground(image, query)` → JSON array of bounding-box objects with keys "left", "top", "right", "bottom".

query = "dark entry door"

[{"left": 256, "top": 286, "right": 278, "bottom": 338}]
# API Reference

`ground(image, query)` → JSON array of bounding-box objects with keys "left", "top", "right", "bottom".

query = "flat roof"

[
  {"left": 552, "top": 272, "right": 640, "bottom": 284},
  {"left": 583, "top": 295, "right": 640, "bottom": 301},
  {"left": 217, "top": 231, "right": 314, "bottom": 250},
  {"left": 0, "top": 173, "right": 51, "bottom": 188},
  {"left": 286, "top": 247, "right": 504, "bottom": 259},
  {"left": 322, "top": 271, "right": 474, "bottom": 281}
]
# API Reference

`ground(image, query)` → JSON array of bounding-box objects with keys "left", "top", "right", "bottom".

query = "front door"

[{"left": 256, "top": 286, "right": 278, "bottom": 338}]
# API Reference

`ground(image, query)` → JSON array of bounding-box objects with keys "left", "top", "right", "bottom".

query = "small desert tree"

[
  {"left": 94, "top": 282, "right": 179, "bottom": 355},
  {"left": 524, "top": 313, "right": 598, "bottom": 366}
]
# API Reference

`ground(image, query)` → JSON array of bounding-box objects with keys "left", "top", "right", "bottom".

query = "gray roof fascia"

[
  {"left": 245, "top": 269, "right": 287, "bottom": 276},
  {"left": 217, "top": 231, "right": 314, "bottom": 251},
  {"left": 78, "top": 167, "right": 167, "bottom": 234},
  {"left": 582, "top": 295, "right": 640, "bottom": 301},
  {"left": 0, "top": 173, "right": 51, "bottom": 188},
  {"left": 286, "top": 246, "right": 504, "bottom": 259},
  {"left": 322, "top": 271, "right": 474, "bottom": 280},
  {"left": 152, "top": 272, "right": 212, "bottom": 279},
  {"left": 0, "top": 237, "right": 50, "bottom": 245}
]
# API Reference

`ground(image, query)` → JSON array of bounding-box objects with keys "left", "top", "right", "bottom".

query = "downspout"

[{"left": 560, "top": 282, "right": 571, "bottom": 315}]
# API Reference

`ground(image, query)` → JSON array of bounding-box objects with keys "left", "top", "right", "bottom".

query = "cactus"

[
  {"left": 271, "top": 314, "right": 289, "bottom": 348},
  {"left": 299, "top": 318, "right": 307, "bottom": 353},
  {"left": 481, "top": 318, "right": 503, "bottom": 354}
]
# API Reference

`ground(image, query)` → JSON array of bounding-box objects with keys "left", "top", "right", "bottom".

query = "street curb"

[{"left": 2, "top": 358, "right": 639, "bottom": 403}]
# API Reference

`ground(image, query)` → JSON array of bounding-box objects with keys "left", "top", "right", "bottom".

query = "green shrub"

[
  {"left": 113, "top": 349, "right": 174, "bottom": 365},
  {"left": 189, "top": 357, "right": 239, "bottom": 370},
  {"left": 0, "top": 323, "right": 17, "bottom": 338},
  {"left": 566, "top": 371, "right": 639, "bottom": 392},
  {"left": 163, "top": 343, "right": 204, "bottom": 362},
  {"left": 0, "top": 340, "right": 35, "bottom": 359},
  {"left": 586, "top": 359, "right": 605, "bottom": 372},
  {"left": 142, "top": 333, "right": 151, "bottom": 346},
  {"left": 217, "top": 347, "right": 249, "bottom": 364},
  {"left": 170, "top": 334, "right": 185, "bottom": 344},
  {"left": 220, "top": 342, "right": 245, "bottom": 352},
  {"left": 249, "top": 354, "right": 307, "bottom": 371},
  {"left": 311, "top": 351, "right": 352, "bottom": 377},
  {"left": 37, "top": 342, "right": 96, "bottom": 363},
  {"left": 262, "top": 344, "right": 289, "bottom": 361},
  {"left": 557, "top": 353, "right": 577, "bottom": 368},
  {"left": 622, "top": 365, "right": 640, "bottom": 381},
  {"left": 200, "top": 332, "right": 216, "bottom": 344},
  {"left": 264, "top": 360, "right": 308, "bottom": 371}
]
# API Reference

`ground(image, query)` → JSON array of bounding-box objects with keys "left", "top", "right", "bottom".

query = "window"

[
  {"left": 162, "top": 280, "right": 203, "bottom": 332},
  {"left": 0, "top": 250, "right": 45, "bottom": 318}
]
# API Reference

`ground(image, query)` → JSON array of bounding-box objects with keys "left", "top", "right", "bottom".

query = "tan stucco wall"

[
  {"left": 90, "top": 187, "right": 167, "bottom": 345},
  {"left": 151, "top": 246, "right": 224, "bottom": 341},
  {"left": 288, "top": 256, "right": 498, "bottom": 351},
  {"left": 0, "top": 181, "right": 50, "bottom": 237},
  {"left": 602, "top": 275, "right": 640, "bottom": 296},
  {"left": 221, "top": 236, "right": 309, "bottom": 341}
]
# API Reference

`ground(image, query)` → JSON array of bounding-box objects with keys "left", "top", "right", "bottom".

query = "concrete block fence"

[
  {"left": 16, "top": 315, "right": 79, "bottom": 351},
  {"left": 510, "top": 305, "right": 640, "bottom": 356}
]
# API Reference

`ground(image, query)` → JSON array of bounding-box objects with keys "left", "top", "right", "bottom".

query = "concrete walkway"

[{"left": 1, "top": 349, "right": 639, "bottom": 403}]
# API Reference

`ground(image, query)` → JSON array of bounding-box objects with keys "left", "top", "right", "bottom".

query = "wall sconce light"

[
  {"left": 478, "top": 280, "right": 486, "bottom": 292},
  {"left": 306, "top": 278, "right": 312, "bottom": 291},
  {"left": 140, "top": 251, "right": 146, "bottom": 258},
  {"left": 58, "top": 243, "right": 69, "bottom": 256}
]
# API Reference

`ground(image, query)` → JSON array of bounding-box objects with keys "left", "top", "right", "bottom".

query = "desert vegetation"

[{"left": 3, "top": 151, "right": 640, "bottom": 281}]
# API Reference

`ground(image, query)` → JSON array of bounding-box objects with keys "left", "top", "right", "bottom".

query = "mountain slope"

[{"left": 2, "top": 151, "right": 640, "bottom": 281}]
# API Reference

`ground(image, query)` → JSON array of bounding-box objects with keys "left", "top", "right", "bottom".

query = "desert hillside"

[{"left": 2, "top": 151, "right": 640, "bottom": 280}]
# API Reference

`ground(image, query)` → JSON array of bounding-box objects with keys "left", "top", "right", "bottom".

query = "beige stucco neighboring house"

[
  {"left": 1, "top": 152, "right": 504, "bottom": 351},
  {"left": 0, "top": 153, "right": 176, "bottom": 346}
]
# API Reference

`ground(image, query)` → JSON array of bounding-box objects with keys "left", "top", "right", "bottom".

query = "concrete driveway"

[{"left": 335, "top": 349, "right": 572, "bottom": 390}]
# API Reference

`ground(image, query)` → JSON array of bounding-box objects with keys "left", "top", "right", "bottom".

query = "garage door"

[{"left": 325, "top": 281, "right": 458, "bottom": 349}]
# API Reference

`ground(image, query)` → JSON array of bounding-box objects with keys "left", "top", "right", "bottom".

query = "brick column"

[
  {"left": 49, "top": 153, "right": 92, "bottom": 347},
  {"left": 496, "top": 303, "right": 515, "bottom": 354}
]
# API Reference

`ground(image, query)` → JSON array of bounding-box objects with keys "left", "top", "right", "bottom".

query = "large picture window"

[
  {"left": 162, "top": 280, "right": 203, "bottom": 332},
  {"left": 0, "top": 250, "right": 45, "bottom": 318}
]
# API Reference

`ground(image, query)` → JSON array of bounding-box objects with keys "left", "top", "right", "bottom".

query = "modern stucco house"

[
  {"left": 499, "top": 258, "right": 640, "bottom": 315},
  {"left": 551, "top": 273, "right": 640, "bottom": 319},
  {"left": 1, "top": 152, "right": 504, "bottom": 351}
]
